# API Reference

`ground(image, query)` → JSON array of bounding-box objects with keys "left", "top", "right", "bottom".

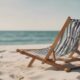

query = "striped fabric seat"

[
  {"left": 54, "top": 19, "right": 80, "bottom": 57},
  {"left": 25, "top": 19, "right": 80, "bottom": 58},
  {"left": 25, "top": 47, "right": 50, "bottom": 57}
]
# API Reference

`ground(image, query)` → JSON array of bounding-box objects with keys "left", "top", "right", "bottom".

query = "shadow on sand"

[{"left": 45, "top": 63, "right": 80, "bottom": 73}]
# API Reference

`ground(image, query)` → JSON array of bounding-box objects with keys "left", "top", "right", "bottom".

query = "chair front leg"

[{"left": 28, "top": 57, "right": 36, "bottom": 67}]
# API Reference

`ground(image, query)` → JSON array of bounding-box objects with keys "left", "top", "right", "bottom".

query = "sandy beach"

[{"left": 0, "top": 44, "right": 80, "bottom": 80}]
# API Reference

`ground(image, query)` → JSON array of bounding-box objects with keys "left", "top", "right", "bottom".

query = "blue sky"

[{"left": 0, "top": 0, "right": 80, "bottom": 30}]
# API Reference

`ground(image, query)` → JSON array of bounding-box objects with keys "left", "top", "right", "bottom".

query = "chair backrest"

[
  {"left": 45, "top": 17, "right": 80, "bottom": 59},
  {"left": 54, "top": 18, "right": 80, "bottom": 57}
]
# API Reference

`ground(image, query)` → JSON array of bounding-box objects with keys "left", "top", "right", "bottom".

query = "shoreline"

[{"left": 0, "top": 44, "right": 51, "bottom": 51}]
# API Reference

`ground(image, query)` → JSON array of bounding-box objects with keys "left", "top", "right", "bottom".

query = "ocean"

[{"left": 0, "top": 31, "right": 58, "bottom": 45}]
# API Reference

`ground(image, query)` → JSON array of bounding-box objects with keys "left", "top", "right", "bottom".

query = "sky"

[{"left": 0, "top": 0, "right": 80, "bottom": 31}]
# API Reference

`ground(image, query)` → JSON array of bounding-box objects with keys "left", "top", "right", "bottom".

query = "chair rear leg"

[
  {"left": 28, "top": 57, "right": 36, "bottom": 67},
  {"left": 68, "top": 52, "right": 74, "bottom": 58},
  {"left": 69, "top": 49, "right": 80, "bottom": 58},
  {"left": 75, "top": 50, "right": 80, "bottom": 55}
]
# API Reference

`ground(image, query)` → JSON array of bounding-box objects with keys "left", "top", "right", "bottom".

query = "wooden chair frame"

[{"left": 17, "top": 17, "right": 80, "bottom": 72}]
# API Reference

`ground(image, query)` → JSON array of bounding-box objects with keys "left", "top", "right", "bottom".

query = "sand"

[{"left": 0, "top": 44, "right": 80, "bottom": 80}]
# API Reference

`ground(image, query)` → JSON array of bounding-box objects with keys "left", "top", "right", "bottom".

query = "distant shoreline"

[{"left": 0, "top": 31, "right": 58, "bottom": 45}]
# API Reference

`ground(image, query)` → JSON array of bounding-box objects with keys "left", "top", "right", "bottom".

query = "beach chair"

[{"left": 17, "top": 17, "right": 80, "bottom": 72}]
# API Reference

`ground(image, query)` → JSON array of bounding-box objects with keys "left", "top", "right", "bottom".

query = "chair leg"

[
  {"left": 28, "top": 57, "right": 36, "bottom": 67},
  {"left": 68, "top": 52, "right": 74, "bottom": 58},
  {"left": 52, "top": 63, "right": 71, "bottom": 72},
  {"left": 75, "top": 50, "right": 80, "bottom": 55},
  {"left": 69, "top": 49, "right": 80, "bottom": 58}
]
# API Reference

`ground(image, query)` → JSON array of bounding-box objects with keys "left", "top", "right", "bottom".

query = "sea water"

[{"left": 0, "top": 31, "right": 58, "bottom": 45}]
